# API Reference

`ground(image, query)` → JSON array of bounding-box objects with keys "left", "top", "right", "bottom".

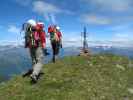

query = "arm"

[{"left": 58, "top": 31, "right": 62, "bottom": 48}]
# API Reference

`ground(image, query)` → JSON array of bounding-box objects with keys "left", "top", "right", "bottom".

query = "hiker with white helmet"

[
  {"left": 22, "top": 19, "right": 47, "bottom": 83},
  {"left": 48, "top": 25, "right": 62, "bottom": 62}
]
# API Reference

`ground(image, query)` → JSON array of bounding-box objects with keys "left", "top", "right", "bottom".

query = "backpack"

[
  {"left": 48, "top": 25, "right": 60, "bottom": 41},
  {"left": 22, "top": 22, "right": 38, "bottom": 48}
]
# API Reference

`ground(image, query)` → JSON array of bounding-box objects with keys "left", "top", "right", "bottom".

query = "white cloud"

[
  {"left": 62, "top": 31, "right": 95, "bottom": 47},
  {"left": 81, "top": 14, "right": 112, "bottom": 25},
  {"left": 33, "top": 1, "right": 61, "bottom": 14},
  {"left": 15, "top": 0, "right": 74, "bottom": 23},
  {"left": 111, "top": 23, "right": 133, "bottom": 32},
  {"left": 98, "top": 0, "right": 130, "bottom": 12},
  {"left": 33, "top": 1, "right": 74, "bottom": 14},
  {"left": 62, "top": 32, "right": 81, "bottom": 47},
  {"left": 32, "top": 1, "right": 62, "bottom": 23},
  {"left": 88, "top": 40, "right": 133, "bottom": 48},
  {"left": 112, "top": 32, "right": 133, "bottom": 42},
  {"left": 109, "top": 23, "right": 133, "bottom": 42},
  {"left": 8, "top": 25, "right": 20, "bottom": 34},
  {"left": 83, "top": 0, "right": 132, "bottom": 12},
  {"left": 32, "top": 1, "right": 74, "bottom": 23},
  {"left": 15, "top": 0, "right": 32, "bottom": 6},
  {"left": 0, "top": 40, "right": 23, "bottom": 46}
]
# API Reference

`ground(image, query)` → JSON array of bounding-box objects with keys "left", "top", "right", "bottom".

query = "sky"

[{"left": 0, "top": 0, "right": 133, "bottom": 46}]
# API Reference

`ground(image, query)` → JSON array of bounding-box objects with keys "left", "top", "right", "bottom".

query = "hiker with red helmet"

[
  {"left": 48, "top": 25, "right": 62, "bottom": 62},
  {"left": 22, "top": 19, "right": 47, "bottom": 83}
]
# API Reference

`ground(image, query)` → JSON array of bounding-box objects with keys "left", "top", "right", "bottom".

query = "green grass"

[{"left": 0, "top": 54, "right": 133, "bottom": 100}]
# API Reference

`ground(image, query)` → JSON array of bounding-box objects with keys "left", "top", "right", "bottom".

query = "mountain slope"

[{"left": 0, "top": 54, "right": 133, "bottom": 100}]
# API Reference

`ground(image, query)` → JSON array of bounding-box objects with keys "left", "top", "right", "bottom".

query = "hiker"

[
  {"left": 48, "top": 25, "right": 62, "bottom": 62},
  {"left": 22, "top": 19, "right": 46, "bottom": 83}
]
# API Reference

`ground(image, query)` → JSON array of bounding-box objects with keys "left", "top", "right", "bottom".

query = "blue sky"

[{"left": 0, "top": 0, "right": 133, "bottom": 46}]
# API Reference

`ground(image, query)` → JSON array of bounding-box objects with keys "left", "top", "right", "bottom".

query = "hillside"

[{"left": 0, "top": 54, "right": 133, "bottom": 100}]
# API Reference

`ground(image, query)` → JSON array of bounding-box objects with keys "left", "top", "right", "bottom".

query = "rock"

[
  {"left": 79, "top": 49, "right": 91, "bottom": 57},
  {"left": 127, "top": 88, "right": 133, "bottom": 94},
  {"left": 116, "top": 64, "right": 125, "bottom": 71}
]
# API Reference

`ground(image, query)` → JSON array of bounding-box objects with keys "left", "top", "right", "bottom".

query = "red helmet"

[
  {"left": 36, "top": 22, "right": 44, "bottom": 31},
  {"left": 48, "top": 25, "right": 55, "bottom": 33}
]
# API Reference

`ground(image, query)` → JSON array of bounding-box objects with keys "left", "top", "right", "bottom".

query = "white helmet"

[
  {"left": 37, "top": 22, "right": 44, "bottom": 25},
  {"left": 56, "top": 26, "right": 60, "bottom": 30},
  {"left": 27, "top": 19, "right": 36, "bottom": 26}
]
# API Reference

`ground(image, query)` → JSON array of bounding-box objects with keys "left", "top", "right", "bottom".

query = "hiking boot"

[
  {"left": 22, "top": 69, "right": 33, "bottom": 78},
  {"left": 43, "top": 49, "right": 50, "bottom": 56},
  {"left": 30, "top": 74, "right": 38, "bottom": 84}
]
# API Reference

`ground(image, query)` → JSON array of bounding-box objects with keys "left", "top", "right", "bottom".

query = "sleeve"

[
  {"left": 57, "top": 31, "right": 62, "bottom": 39},
  {"left": 40, "top": 31, "right": 46, "bottom": 48}
]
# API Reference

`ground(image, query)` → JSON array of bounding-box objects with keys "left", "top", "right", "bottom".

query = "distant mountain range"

[{"left": 0, "top": 42, "right": 133, "bottom": 82}]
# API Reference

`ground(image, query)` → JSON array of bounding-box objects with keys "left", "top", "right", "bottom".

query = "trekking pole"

[
  {"left": 20, "top": 23, "right": 26, "bottom": 43},
  {"left": 59, "top": 39, "right": 62, "bottom": 48}
]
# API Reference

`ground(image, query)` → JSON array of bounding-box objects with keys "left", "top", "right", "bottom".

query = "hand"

[
  {"left": 43, "top": 49, "right": 50, "bottom": 56},
  {"left": 42, "top": 43, "right": 46, "bottom": 48}
]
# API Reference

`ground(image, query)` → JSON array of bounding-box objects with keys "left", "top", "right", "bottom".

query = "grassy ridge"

[{"left": 0, "top": 54, "right": 133, "bottom": 100}]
